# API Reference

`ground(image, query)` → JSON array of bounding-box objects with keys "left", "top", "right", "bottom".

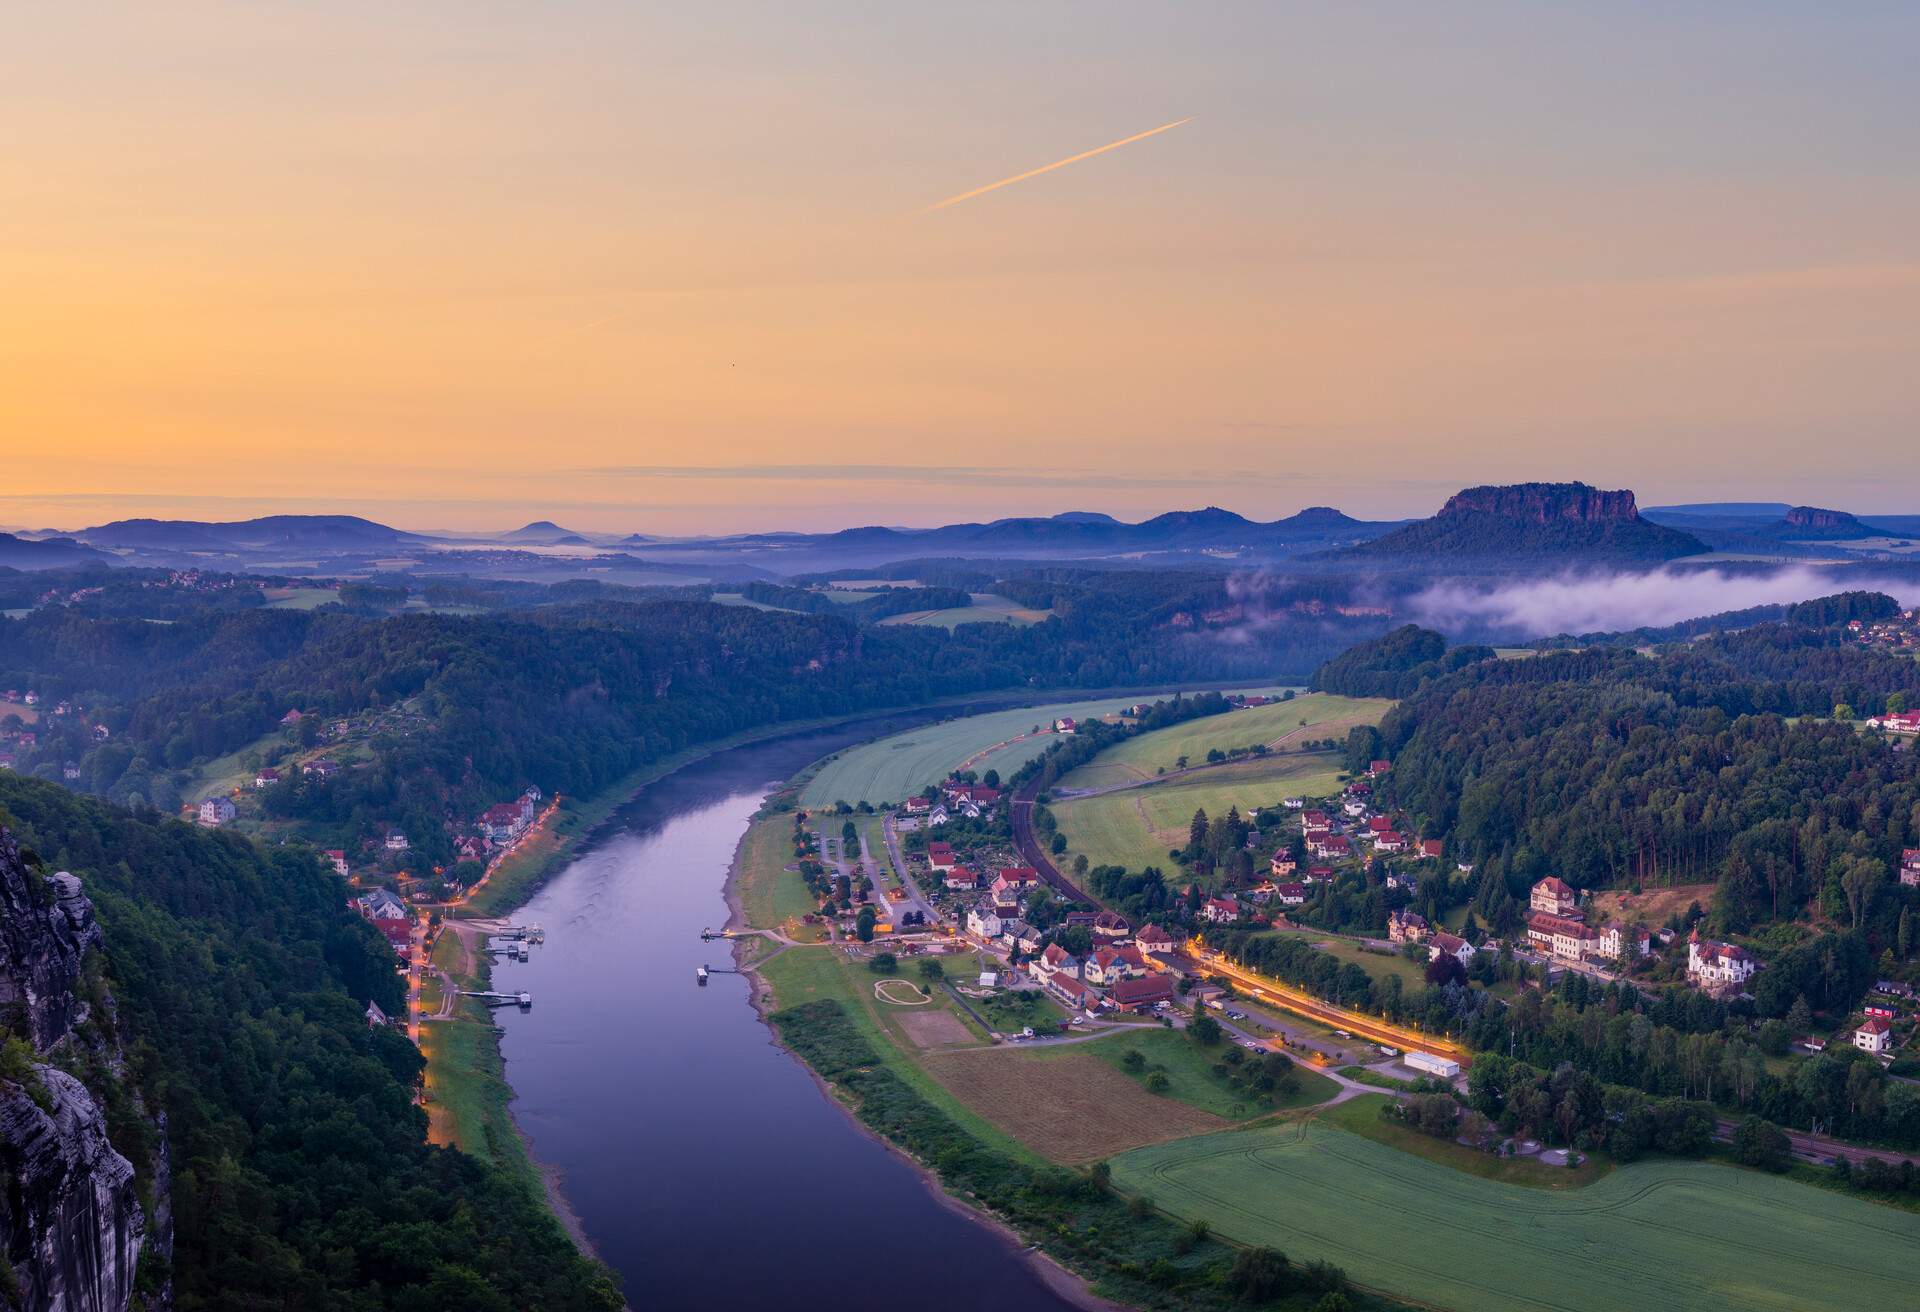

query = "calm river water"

[{"left": 485, "top": 723, "right": 1080, "bottom": 1311}]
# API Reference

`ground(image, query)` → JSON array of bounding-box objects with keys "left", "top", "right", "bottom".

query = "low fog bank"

[{"left": 1407, "top": 567, "right": 1920, "bottom": 640}]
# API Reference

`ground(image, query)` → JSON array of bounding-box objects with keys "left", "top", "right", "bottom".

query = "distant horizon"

[{"left": 4, "top": 481, "right": 1918, "bottom": 541}]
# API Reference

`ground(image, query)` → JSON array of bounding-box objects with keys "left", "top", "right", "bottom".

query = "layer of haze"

[
  {"left": 1409, "top": 568, "right": 1920, "bottom": 639},
  {"left": 5, "top": 3, "right": 1919, "bottom": 533}
]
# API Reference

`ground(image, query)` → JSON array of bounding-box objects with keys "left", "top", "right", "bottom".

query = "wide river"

[{"left": 484, "top": 721, "right": 1081, "bottom": 1311}]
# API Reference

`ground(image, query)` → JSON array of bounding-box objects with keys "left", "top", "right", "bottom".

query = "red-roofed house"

[
  {"left": 1136, "top": 924, "right": 1175, "bottom": 956},
  {"left": 322, "top": 849, "right": 349, "bottom": 877},
  {"left": 1301, "top": 809, "right": 1331, "bottom": 835},
  {"left": 1418, "top": 839, "right": 1445, "bottom": 860},
  {"left": 1530, "top": 877, "right": 1580, "bottom": 918},
  {"left": 1686, "top": 930, "right": 1757, "bottom": 991},
  {"left": 1109, "top": 974, "right": 1174, "bottom": 1012},
  {"left": 1202, "top": 897, "right": 1241, "bottom": 924},
  {"left": 1273, "top": 881, "right": 1308, "bottom": 907},
  {"left": 1092, "top": 910, "right": 1131, "bottom": 940},
  {"left": 1270, "top": 852, "right": 1297, "bottom": 877},
  {"left": 990, "top": 866, "right": 1039, "bottom": 910},
  {"left": 1369, "top": 759, "right": 1391, "bottom": 776},
  {"left": 943, "top": 864, "right": 980, "bottom": 891},
  {"left": 1855, "top": 1017, "right": 1894, "bottom": 1055},
  {"left": 1388, "top": 909, "right": 1430, "bottom": 944},
  {"left": 1528, "top": 912, "right": 1600, "bottom": 961},
  {"left": 1367, "top": 816, "right": 1393, "bottom": 834},
  {"left": 1902, "top": 849, "right": 1920, "bottom": 888},
  {"left": 1310, "top": 834, "right": 1351, "bottom": 861},
  {"left": 1372, "top": 831, "right": 1406, "bottom": 854},
  {"left": 1428, "top": 932, "right": 1475, "bottom": 968},
  {"left": 1046, "top": 975, "right": 1100, "bottom": 1013},
  {"left": 926, "top": 841, "right": 957, "bottom": 872},
  {"left": 1035, "top": 942, "right": 1083, "bottom": 980},
  {"left": 1085, "top": 946, "right": 1148, "bottom": 986}
]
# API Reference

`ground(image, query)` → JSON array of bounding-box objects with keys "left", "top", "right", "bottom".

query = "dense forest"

[
  {"left": 1360, "top": 612, "right": 1920, "bottom": 952},
  {"left": 0, "top": 773, "right": 620, "bottom": 1310},
  {"left": 0, "top": 570, "right": 1394, "bottom": 855}
]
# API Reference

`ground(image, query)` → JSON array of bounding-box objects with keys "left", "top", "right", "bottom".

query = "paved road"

[{"left": 866, "top": 819, "right": 936, "bottom": 923}]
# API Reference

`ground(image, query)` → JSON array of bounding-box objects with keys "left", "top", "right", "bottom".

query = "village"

[{"left": 778, "top": 729, "right": 1920, "bottom": 1090}]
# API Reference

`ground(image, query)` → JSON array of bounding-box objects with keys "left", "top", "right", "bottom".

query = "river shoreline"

[{"left": 722, "top": 822, "right": 1130, "bottom": 1312}]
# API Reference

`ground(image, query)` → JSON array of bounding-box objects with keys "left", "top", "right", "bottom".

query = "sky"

[{"left": 4, "top": 3, "right": 1918, "bottom": 534}]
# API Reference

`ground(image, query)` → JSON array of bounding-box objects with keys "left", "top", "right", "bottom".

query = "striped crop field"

[{"left": 1110, "top": 1112, "right": 1920, "bottom": 1312}]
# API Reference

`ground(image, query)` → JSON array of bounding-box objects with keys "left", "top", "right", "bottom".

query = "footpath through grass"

[
  {"left": 419, "top": 929, "right": 534, "bottom": 1183},
  {"left": 1112, "top": 1096, "right": 1920, "bottom": 1312}
]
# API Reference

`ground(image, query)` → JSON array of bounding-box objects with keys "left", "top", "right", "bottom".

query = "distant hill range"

[
  {"left": 1640, "top": 503, "right": 1920, "bottom": 554},
  {"left": 75, "top": 515, "right": 419, "bottom": 554},
  {"left": 0, "top": 533, "right": 113, "bottom": 571},
  {"left": 1326, "top": 482, "right": 1708, "bottom": 563}
]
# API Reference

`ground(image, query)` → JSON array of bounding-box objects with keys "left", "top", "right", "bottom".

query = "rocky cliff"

[
  {"left": 1439, "top": 482, "right": 1642, "bottom": 525},
  {"left": 1328, "top": 481, "right": 1707, "bottom": 564},
  {"left": 0, "top": 829, "right": 155, "bottom": 1312}
]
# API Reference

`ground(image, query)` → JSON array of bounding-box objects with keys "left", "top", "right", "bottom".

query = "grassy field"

[
  {"left": 756, "top": 947, "right": 1044, "bottom": 1164},
  {"left": 263, "top": 585, "right": 341, "bottom": 609},
  {"left": 1271, "top": 930, "right": 1429, "bottom": 990},
  {"left": 1087, "top": 1027, "right": 1338, "bottom": 1119},
  {"left": 732, "top": 814, "right": 825, "bottom": 940},
  {"left": 1057, "top": 692, "right": 1388, "bottom": 789},
  {"left": 181, "top": 727, "right": 288, "bottom": 800},
  {"left": 1112, "top": 1097, "right": 1920, "bottom": 1312},
  {"left": 921, "top": 1042, "right": 1231, "bottom": 1164},
  {"left": 1052, "top": 754, "right": 1348, "bottom": 873},
  {"left": 799, "top": 695, "right": 1138, "bottom": 807},
  {"left": 876, "top": 592, "right": 1054, "bottom": 629}
]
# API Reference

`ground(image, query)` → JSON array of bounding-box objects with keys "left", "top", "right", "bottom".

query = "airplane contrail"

[{"left": 919, "top": 116, "right": 1194, "bottom": 213}]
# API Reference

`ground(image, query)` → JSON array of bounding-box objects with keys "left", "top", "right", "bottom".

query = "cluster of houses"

[
  {"left": 0, "top": 690, "right": 109, "bottom": 774},
  {"left": 1866, "top": 710, "right": 1920, "bottom": 737},
  {"left": 902, "top": 778, "right": 1002, "bottom": 829},
  {"left": 1846, "top": 610, "right": 1920, "bottom": 657},
  {"left": 1519, "top": 877, "right": 1654, "bottom": 967},
  {"left": 957, "top": 867, "right": 1179, "bottom": 1013},
  {"left": 352, "top": 886, "right": 415, "bottom": 959}
]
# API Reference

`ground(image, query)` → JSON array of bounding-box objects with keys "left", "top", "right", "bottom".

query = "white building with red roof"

[
  {"left": 1855, "top": 1017, "right": 1894, "bottom": 1055},
  {"left": 1686, "top": 930, "right": 1757, "bottom": 991},
  {"left": 1202, "top": 897, "right": 1241, "bottom": 924},
  {"left": 1530, "top": 877, "right": 1581, "bottom": 918},
  {"left": 1427, "top": 932, "right": 1476, "bottom": 969},
  {"left": 1902, "top": 849, "right": 1920, "bottom": 888},
  {"left": 1136, "top": 924, "right": 1175, "bottom": 956}
]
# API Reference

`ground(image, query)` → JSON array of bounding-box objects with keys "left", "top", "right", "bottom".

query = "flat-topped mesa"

[
  {"left": 1439, "top": 482, "right": 1642, "bottom": 525},
  {"left": 1783, "top": 506, "right": 1861, "bottom": 531}
]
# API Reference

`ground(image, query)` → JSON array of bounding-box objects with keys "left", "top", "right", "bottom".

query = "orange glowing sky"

[{"left": 5, "top": 4, "right": 1918, "bottom": 533}]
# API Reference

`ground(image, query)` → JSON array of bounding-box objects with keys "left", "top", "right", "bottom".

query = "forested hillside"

[
  {"left": 0, "top": 773, "right": 619, "bottom": 1310},
  {"left": 1374, "top": 614, "right": 1920, "bottom": 945}
]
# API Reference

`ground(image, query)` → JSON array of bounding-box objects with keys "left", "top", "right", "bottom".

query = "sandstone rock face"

[
  {"left": 1783, "top": 506, "right": 1857, "bottom": 531},
  {"left": 0, "top": 829, "right": 154, "bottom": 1312},
  {"left": 0, "top": 833, "right": 102, "bottom": 1050},
  {"left": 1439, "top": 482, "right": 1641, "bottom": 525},
  {"left": 0, "top": 1071, "right": 143, "bottom": 1312}
]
